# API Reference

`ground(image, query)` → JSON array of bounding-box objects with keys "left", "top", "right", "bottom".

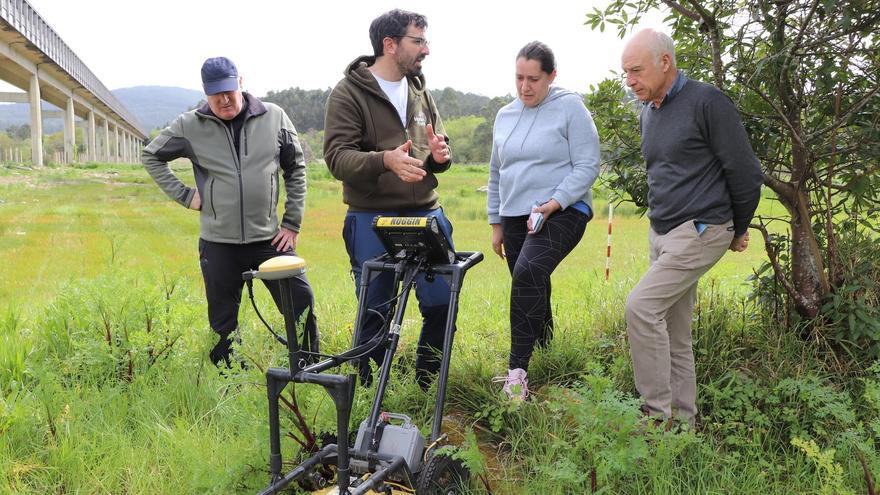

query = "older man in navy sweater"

[{"left": 621, "top": 29, "right": 764, "bottom": 427}]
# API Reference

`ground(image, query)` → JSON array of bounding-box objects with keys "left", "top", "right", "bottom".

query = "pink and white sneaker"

[{"left": 493, "top": 368, "right": 529, "bottom": 400}]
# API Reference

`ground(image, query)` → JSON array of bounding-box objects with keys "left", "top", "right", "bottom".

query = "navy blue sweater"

[{"left": 639, "top": 78, "right": 763, "bottom": 236}]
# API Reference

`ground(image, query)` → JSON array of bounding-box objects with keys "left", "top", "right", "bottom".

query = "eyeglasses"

[{"left": 399, "top": 35, "right": 430, "bottom": 48}]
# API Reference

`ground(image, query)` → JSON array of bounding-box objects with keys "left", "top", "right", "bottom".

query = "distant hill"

[
  {"left": 0, "top": 102, "right": 65, "bottom": 134},
  {"left": 431, "top": 87, "right": 493, "bottom": 119},
  {"left": 0, "top": 86, "right": 203, "bottom": 134},
  {"left": 261, "top": 86, "right": 492, "bottom": 133},
  {"left": 1, "top": 85, "right": 495, "bottom": 135},
  {"left": 113, "top": 86, "right": 203, "bottom": 130}
]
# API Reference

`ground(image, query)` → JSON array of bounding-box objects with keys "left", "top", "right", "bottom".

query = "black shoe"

[{"left": 210, "top": 334, "right": 233, "bottom": 369}]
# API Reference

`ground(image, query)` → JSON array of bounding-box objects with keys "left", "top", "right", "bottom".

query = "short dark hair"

[
  {"left": 369, "top": 9, "right": 428, "bottom": 57},
  {"left": 517, "top": 41, "right": 556, "bottom": 74}
]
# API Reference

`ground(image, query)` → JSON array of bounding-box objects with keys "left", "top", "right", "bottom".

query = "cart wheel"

[
  {"left": 416, "top": 454, "right": 470, "bottom": 494},
  {"left": 295, "top": 465, "right": 333, "bottom": 492}
]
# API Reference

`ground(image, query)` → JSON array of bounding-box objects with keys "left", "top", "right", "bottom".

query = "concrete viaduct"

[{"left": 0, "top": 0, "right": 147, "bottom": 166}]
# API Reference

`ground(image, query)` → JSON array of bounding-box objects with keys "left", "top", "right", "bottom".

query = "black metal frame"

[{"left": 257, "top": 250, "right": 483, "bottom": 495}]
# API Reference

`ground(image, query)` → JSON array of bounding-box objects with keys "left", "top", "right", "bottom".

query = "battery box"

[{"left": 352, "top": 413, "right": 425, "bottom": 478}]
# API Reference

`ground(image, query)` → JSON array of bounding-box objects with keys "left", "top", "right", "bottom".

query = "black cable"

[
  {"left": 305, "top": 260, "right": 425, "bottom": 363},
  {"left": 245, "top": 256, "right": 427, "bottom": 365},
  {"left": 333, "top": 327, "right": 389, "bottom": 361},
  {"left": 246, "top": 279, "right": 390, "bottom": 363},
  {"left": 246, "top": 280, "right": 288, "bottom": 346}
]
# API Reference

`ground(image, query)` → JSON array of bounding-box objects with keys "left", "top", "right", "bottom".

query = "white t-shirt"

[{"left": 372, "top": 72, "right": 408, "bottom": 128}]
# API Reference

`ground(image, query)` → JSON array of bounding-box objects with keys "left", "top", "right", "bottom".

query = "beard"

[{"left": 397, "top": 54, "right": 425, "bottom": 78}]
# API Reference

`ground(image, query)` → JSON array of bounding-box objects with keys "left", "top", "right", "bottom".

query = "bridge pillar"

[
  {"left": 87, "top": 110, "right": 96, "bottom": 162},
  {"left": 28, "top": 73, "right": 43, "bottom": 167},
  {"left": 113, "top": 124, "right": 119, "bottom": 163},
  {"left": 103, "top": 119, "right": 110, "bottom": 162},
  {"left": 64, "top": 96, "right": 75, "bottom": 163}
]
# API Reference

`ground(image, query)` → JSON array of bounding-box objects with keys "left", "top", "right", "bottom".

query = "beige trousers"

[{"left": 625, "top": 220, "right": 734, "bottom": 424}]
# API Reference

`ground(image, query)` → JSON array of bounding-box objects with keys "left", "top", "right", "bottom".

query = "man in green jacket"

[
  {"left": 323, "top": 9, "right": 453, "bottom": 388},
  {"left": 142, "top": 57, "right": 317, "bottom": 368}
]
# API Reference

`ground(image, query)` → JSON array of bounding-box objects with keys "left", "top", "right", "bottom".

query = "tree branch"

[
  {"left": 762, "top": 173, "right": 796, "bottom": 204},
  {"left": 739, "top": 77, "right": 807, "bottom": 149},
  {"left": 751, "top": 221, "right": 812, "bottom": 311},
  {"left": 688, "top": 0, "right": 725, "bottom": 87},
  {"left": 660, "top": 0, "right": 700, "bottom": 21},
  {"left": 801, "top": 10, "right": 880, "bottom": 49},
  {"left": 782, "top": 0, "right": 822, "bottom": 74},
  {"left": 805, "top": 83, "right": 880, "bottom": 144},
  {"left": 680, "top": 0, "right": 714, "bottom": 24},
  {"left": 772, "top": 3, "right": 799, "bottom": 115}
]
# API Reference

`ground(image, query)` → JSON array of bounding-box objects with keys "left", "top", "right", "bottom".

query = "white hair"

[{"left": 648, "top": 30, "right": 676, "bottom": 67}]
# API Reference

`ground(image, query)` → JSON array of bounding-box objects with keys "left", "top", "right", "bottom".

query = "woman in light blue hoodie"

[{"left": 488, "top": 41, "right": 601, "bottom": 400}]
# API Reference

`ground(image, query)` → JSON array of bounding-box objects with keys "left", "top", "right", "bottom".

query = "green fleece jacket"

[
  {"left": 323, "top": 56, "right": 451, "bottom": 211},
  {"left": 141, "top": 93, "right": 306, "bottom": 243}
]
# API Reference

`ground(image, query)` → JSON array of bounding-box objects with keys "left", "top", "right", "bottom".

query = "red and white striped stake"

[{"left": 605, "top": 203, "right": 613, "bottom": 281}]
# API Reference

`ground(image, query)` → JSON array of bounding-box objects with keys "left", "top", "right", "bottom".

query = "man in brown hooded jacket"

[{"left": 323, "top": 8, "right": 453, "bottom": 388}]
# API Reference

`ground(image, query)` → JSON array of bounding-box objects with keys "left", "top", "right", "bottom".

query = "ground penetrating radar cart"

[{"left": 247, "top": 216, "right": 483, "bottom": 495}]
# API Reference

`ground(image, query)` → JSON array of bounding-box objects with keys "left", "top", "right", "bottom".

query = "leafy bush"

[{"left": 36, "top": 271, "right": 201, "bottom": 385}]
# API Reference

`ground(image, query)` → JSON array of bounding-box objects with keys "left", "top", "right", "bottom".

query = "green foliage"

[
  {"left": 864, "top": 361, "right": 880, "bottom": 442},
  {"left": 474, "top": 395, "right": 525, "bottom": 434},
  {"left": 299, "top": 129, "right": 324, "bottom": 163},
  {"left": 5, "top": 124, "right": 31, "bottom": 141},
  {"left": 791, "top": 437, "right": 855, "bottom": 495},
  {"left": 585, "top": 0, "right": 880, "bottom": 322},
  {"left": 431, "top": 87, "right": 495, "bottom": 119},
  {"left": 262, "top": 87, "right": 332, "bottom": 132},
  {"left": 37, "top": 271, "right": 199, "bottom": 386},
  {"left": 435, "top": 428, "right": 487, "bottom": 479},
  {"left": 820, "top": 224, "right": 880, "bottom": 355},
  {"left": 3, "top": 165, "right": 879, "bottom": 494},
  {"left": 774, "top": 377, "right": 856, "bottom": 439},
  {"left": 584, "top": 79, "right": 647, "bottom": 212},
  {"left": 444, "top": 115, "right": 486, "bottom": 164}
]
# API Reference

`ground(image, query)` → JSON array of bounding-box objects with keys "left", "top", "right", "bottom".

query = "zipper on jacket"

[
  {"left": 405, "top": 95, "right": 418, "bottom": 202},
  {"left": 209, "top": 178, "right": 217, "bottom": 220},
  {"left": 377, "top": 85, "right": 424, "bottom": 204},
  {"left": 268, "top": 174, "right": 274, "bottom": 221},
  {"left": 218, "top": 122, "right": 246, "bottom": 243}
]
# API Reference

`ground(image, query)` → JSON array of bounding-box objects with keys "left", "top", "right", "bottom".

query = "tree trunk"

[
  {"left": 787, "top": 189, "right": 828, "bottom": 318},
  {"left": 764, "top": 175, "right": 829, "bottom": 319}
]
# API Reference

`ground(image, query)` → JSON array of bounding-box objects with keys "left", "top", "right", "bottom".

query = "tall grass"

[{"left": 1, "top": 162, "right": 876, "bottom": 494}]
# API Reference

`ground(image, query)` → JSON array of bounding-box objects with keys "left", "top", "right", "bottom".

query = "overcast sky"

[{"left": 13, "top": 0, "right": 667, "bottom": 98}]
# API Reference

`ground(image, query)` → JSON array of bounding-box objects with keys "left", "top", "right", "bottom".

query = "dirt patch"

[{"left": 440, "top": 412, "right": 515, "bottom": 493}]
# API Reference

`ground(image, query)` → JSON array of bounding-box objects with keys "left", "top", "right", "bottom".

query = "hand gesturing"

[
  {"left": 383, "top": 140, "right": 427, "bottom": 182},
  {"left": 426, "top": 124, "right": 450, "bottom": 164}
]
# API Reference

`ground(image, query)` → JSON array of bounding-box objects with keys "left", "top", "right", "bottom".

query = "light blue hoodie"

[{"left": 487, "top": 86, "right": 600, "bottom": 224}]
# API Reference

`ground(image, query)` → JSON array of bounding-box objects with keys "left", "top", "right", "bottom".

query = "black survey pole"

[
  {"left": 278, "top": 278, "right": 302, "bottom": 375},
  {"left": 431, "top": 265, "right": 463, "bottom": 441},
  {"left": 360, "top": 261, "right": 418, "bottom": 453},
  {"left": 265, "top": 369, "right": 289, "bottom": 483},
  {"left": 349, "top": 264, "right": 373, "bottom": 348}
]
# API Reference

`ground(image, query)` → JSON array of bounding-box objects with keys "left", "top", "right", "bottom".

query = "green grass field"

[{"left": 1, "top": 162, "right": 875, "bottom": 494}]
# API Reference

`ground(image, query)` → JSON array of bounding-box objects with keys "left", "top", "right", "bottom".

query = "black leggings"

[{"left": 501, "top": 208, "right": 588, "bottom": 371}]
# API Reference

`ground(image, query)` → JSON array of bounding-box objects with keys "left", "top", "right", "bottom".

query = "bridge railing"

[{"left": 0, "top": 0, "right": 147, "bottom": 137}]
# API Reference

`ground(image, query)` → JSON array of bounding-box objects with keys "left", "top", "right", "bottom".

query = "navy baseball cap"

[{"left": 201, "top": 57, "right": 240, "bottom": 95}]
